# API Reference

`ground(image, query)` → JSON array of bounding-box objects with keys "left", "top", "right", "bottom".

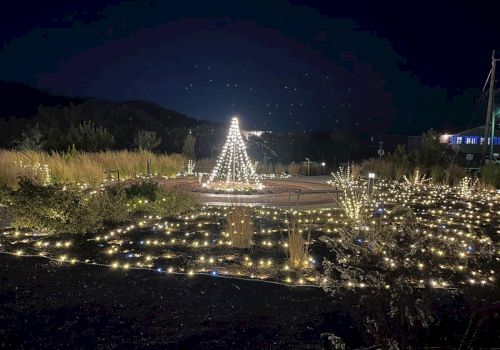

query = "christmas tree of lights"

[{"left": 204, "top": 117, "right": 262, "bottom": 190}]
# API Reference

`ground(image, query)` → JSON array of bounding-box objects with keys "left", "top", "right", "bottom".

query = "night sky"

[{"left": 0, "top": 0, "right": 498, "bottom": 133}]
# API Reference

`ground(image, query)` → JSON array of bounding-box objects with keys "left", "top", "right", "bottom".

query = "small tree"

[
  {"left": 182, "top": 130, "right": 196, "bottom": 159},
  {"left": 416, "top": 129, "right": 443, "bottom": 169},
  {"left": 134, "top": 130, "right": 161, "bottom": 151},
  {"left": 67, "top": 121, "right": 114, "bottom": 152},
  {"left": 14, "top": 124, "right": 45, "bottom": 151}
]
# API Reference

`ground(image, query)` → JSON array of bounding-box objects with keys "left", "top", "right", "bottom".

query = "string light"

[
  {"left": 1, "top": 175, "right": 498, "bottom": 289},
  {"left": 204, "top": 117, "right": 262, "bottom": 190}
]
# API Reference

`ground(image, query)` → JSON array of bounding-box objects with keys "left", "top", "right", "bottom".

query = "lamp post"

[
  {"left": 305, "top": 158, "right": 311, "bottom": 176},
  {"left": 368, "top": 172, "right": 376, "bottom": 196}
]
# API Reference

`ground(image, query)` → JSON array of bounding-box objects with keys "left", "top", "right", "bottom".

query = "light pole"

[{"left": 305, "top": 158, "right": 311, "bottom": 176}]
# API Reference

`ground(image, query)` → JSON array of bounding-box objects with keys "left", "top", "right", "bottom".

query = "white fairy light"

[{"left": 204, "top": 117, "right": 262, "bottom": 190}]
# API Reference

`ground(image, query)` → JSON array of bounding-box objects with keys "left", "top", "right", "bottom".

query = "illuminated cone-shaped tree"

[{"left": 205, "top": 117, "right": 262, "bottom": 190}]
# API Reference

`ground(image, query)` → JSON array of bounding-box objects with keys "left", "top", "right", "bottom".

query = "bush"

[
  {"left": 480, "top": 163, "right": 500, "bottom": 188},
  {"left": 125, "top": 182, "right": 199, "bottom": 217},
  {"left": 429, "top": 164, "right": 446, "bottom": 184},
  {"left": 5, "top": 178, "right": 128, "bottom": 234},
  {"left": 124, "top": 180, "right": 158, "bottom": 201},
  {"left": 444, "top": 163, "right": 468, "bottom": 186},
  {"left": 360, "top": 158, "right": 395, "bottom": 179}
]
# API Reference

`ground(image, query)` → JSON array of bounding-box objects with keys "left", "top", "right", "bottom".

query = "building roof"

[{"left": 453, "top": 125, "right": 500, "bottom": 137}]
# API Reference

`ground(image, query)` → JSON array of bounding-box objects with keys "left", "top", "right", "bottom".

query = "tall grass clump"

[
  {"left": 0, "top": 150, "right": 186, "bottom": 188},
  {"left": 286, "top": 213, "right": 309, "bottom": 269},
  {"left": 480, "top": 163, "right": 500, "bottom": 188},
  {"left": 360, "top": 158, "right": 395, "bottom": 180},
  {"left": 225, "top": 205, "right": 254, "bottom": 248}
]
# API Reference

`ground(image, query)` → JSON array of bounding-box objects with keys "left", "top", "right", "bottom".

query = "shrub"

[
  {"left": 127, "top": 184, "right": 199, "bottom": 218},
  {"left": 5, "top": 178, "right": 128, "bottom": 234},
  {"left": 321, "top": 210, "right": 434, "bottom": 348},
  {"left": 134, "top": 130, "right": 162, "bottom": 151},
  {"left": 360, "top": 158, "right": 394, "bottom": 179},
  {"left": 444, "top": 163, "right": 468, "bottom": 186},
  {"left": 225, "top": 206, "right": 253, "bottom": 248},
  {"left": 480, "top": 163, "right": 500, "bottom": 188},
  {"left": 124, "top": 180, "right": 158, "bottom": 201},
  {"left": 429, "top": 164, "right": 446, "bottom": 184}
]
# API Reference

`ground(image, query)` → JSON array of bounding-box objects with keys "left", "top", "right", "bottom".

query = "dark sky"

[{"left": 0, "top": 0, "right": 498, "bottom": 133}]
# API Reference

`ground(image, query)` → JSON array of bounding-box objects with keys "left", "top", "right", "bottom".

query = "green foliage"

[
  {"left": 391, "top": 144, "right": 410, "bottom": 180},
  {"left": 0, "top": 184, "right": 9, "bottom": 205},
  {"left": 361, "top": 135, "right": 468, "bottom": 185},
  {"left": 5, "top": 178, "right": 128, "bottom": 234},
  {"left": 321, "top": 210, "right": 436, "bottom": 348},
  {"left": 444, "top": 163, "right": 468, "bottom": 186},
  {"left": 14, "top": 124, "right": 45, "bottom": 151},
  {"left": 134, "top": 130, "right": 162, "bottom": 151},
  {"left": 182, "top": 131, "right": 196, "bottom": 159},
  {"left": 429, "top": 164, "right": 446, "bottom": 183},
  {"left": 415, "top": 129, "right": 443, "bottom": 169},
  {"left": 124, "top": 180, "right": 158, "bottom": 201},
  {"left": 361, "top": 158, "right": 395, "bottom": 179},
  {"left": 67, "top": 121, "right": 115, "bottom": 151},
  {"left": 126, "top": 182, "right": 199, "bottom": 217},
  {"left": 480, "top": 163, "right": 500, "bottom": 188}
]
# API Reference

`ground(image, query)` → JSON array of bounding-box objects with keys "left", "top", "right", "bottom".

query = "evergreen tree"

[
  {"left": 134, "top": 130, "right": 161, "bottom": 151},
  {"left": 14, "top": 124, "right": 45, "bottom": 150},
  {"left": 182, "top": 130, "right": 196, "bottom": 159}
]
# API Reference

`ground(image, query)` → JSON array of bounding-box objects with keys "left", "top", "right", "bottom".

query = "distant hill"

[
  {"left": 0, "top": 79, "right": 83, "bottom": 119},
  {"left": 0, "top": 80, "right": 214, "bottom": 152},
  {"left": 0, "top": 79, "right": 207, "bottom": 128}
]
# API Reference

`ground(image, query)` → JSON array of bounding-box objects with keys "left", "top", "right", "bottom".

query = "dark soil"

[
  {"left": 0, "top": 254, "right": 357, "bottom": 349},
  {"left": 1, "top": 254, "right": 499, "bottom": 349}
]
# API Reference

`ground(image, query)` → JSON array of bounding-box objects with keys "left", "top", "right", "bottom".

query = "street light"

[{"left": 305, "top": 158, "right": 311, "bottom": 176}]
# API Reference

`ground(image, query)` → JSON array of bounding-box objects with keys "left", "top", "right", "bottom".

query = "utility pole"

[{"left": 481, "top": 50, "right": 497, "bottom": 163}]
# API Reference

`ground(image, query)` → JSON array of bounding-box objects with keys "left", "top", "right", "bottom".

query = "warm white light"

[
  {"left": 368, "top": 173, "right": 376, "bottom": 179},
  {"left": 204, "top": 116, "right": 262, "bottom": 190}
]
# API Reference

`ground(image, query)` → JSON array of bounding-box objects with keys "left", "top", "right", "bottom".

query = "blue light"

[
  {"left": 211, "top": 271, "right": 217, "bottom": 276},
  {"left": 157, "top": 268, "right": 162, "bottom": 272},
  {"left": 140, "top": 240, "right": 144, "bottom": 245}
]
